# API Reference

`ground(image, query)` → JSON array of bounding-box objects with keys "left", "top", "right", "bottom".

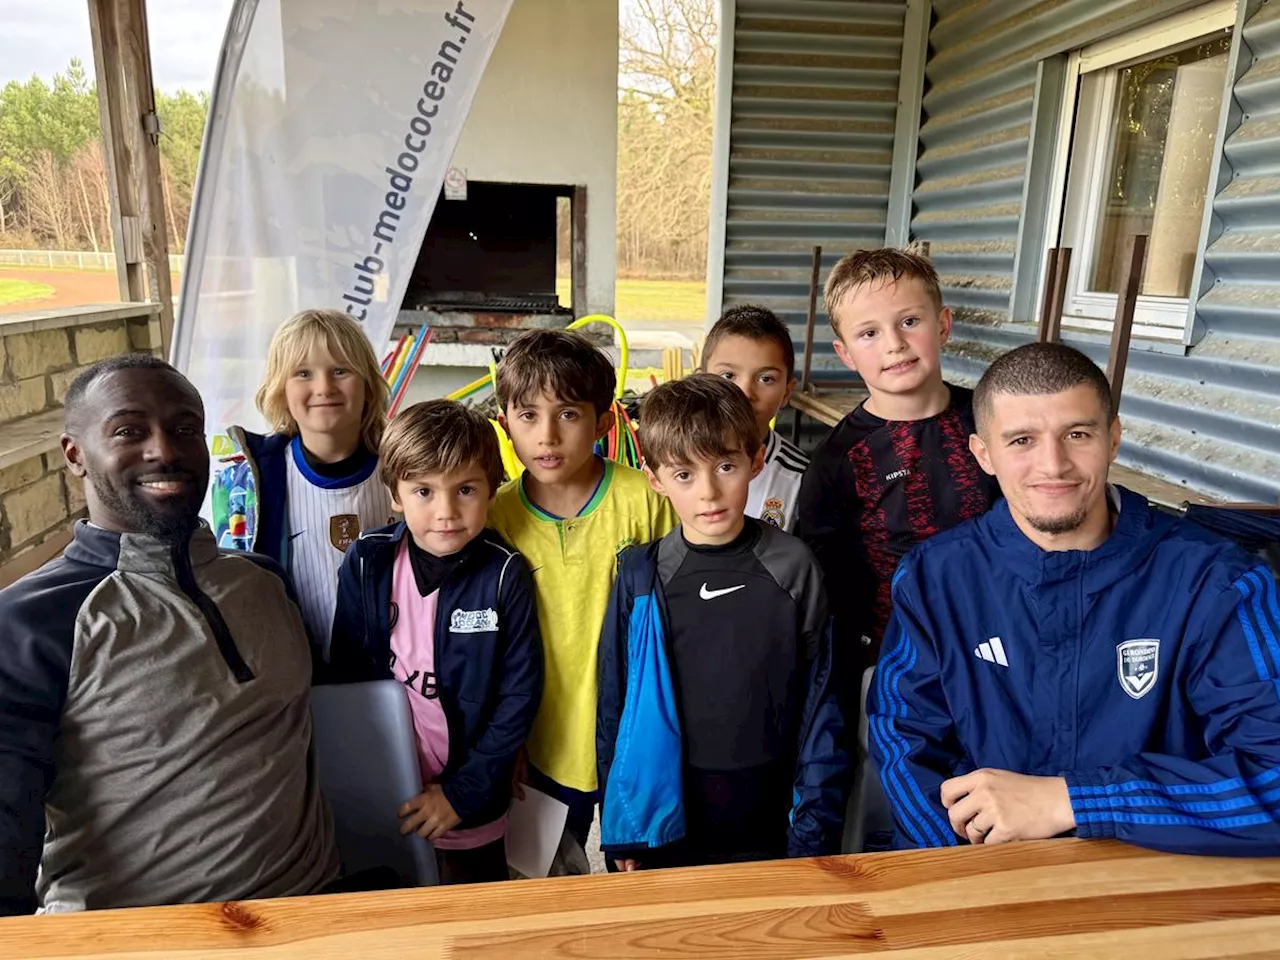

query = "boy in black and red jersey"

[{"left": 796, "top": 248, "right": 1000, "bottom": 687}]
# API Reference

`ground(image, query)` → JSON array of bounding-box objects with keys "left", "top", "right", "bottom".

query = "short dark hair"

[
  {"left": 63, "top": 353, "right": 187, "bottom": 431},
  {"left": 974, "top": 342, "right": 1114, "bottom": 434},
  {"left": 496, "top": 329, "right": 615, "bottom": 416},
  {"left": 824, "top": 247, "right": 943, "bottom": 334},
  {"left": 702, "top": 304, "right": 796, "bottom": 378},
  {"left": 380, "top": 399, "right": 505, "bottom": 493},
  {"left": 639, "top": 373, "right": 761, "bottom": 470}
]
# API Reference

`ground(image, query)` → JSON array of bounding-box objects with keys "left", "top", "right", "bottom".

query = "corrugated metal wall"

[
  {"left": 911, "top": 0, "right": 1280, "bottom": 502},
  {"left": 719, "top": 0, "right": 907, "bottom": 372}
]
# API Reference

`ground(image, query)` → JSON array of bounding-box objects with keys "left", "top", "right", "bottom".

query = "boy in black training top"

[
  {"left": 596, "top": 375, "right": 847, "bottom": 870},
  {"left": 796, "top": 248, "right": 1000, "bottom": 680}
]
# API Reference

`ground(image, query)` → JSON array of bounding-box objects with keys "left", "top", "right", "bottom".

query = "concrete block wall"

[{"left": 0, "top": 308, "right": 163, "bottom": 578}]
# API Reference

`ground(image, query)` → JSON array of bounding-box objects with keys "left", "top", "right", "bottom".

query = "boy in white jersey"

[
  {"left": 702, "top": 305, "right": 809, "bottom": 531},
  {"left": 212, "top": 309, "right": 393, "bottom": 654}
]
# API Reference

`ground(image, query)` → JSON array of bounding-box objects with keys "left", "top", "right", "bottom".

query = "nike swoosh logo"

[
  {"left": 699, "top": 583, "right": 746, "bottom": 601},
  {"left": 289, "top": 531, "right": 306, "bottom": 542}
]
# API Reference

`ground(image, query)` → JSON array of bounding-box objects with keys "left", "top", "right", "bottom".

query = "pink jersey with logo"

[{"left": 390, "top": 542, "right": 506, "bottom": 849}]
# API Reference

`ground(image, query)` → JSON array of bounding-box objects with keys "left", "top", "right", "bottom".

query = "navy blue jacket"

[
  {"left": 329, "top": 523, "right": 542, "bottom": 829},
  {"left": 211, "top": 428, "right": 293, "bottom": 564},
  {"left": 597, "top": 523, "right": 849, "bottom": 859},
  {"left": 870, "top": 486, "right": 1280, "bottom": 856}
]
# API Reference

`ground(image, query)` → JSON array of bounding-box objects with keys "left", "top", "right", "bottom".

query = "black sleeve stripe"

[{"left": 775, "top": 455, "right": 809, "bottom": 474}]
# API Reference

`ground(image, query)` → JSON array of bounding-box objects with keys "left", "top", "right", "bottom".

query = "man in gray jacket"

[{"left": 0, "top": 353, "right": 339, "bottom": 914}]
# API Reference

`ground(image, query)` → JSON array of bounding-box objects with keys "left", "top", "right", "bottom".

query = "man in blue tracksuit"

[{"left": 869, "top": 343, "right": 1280, "bottom": 855}]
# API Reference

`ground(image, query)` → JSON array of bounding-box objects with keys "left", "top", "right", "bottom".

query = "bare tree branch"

[{"left": 618, "top": 0, "right": 716, "bottom": 278}]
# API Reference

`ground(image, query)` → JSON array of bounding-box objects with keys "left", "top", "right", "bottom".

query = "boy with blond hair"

[
  {"left": 213, "top": 308, "right": 393, "bottom": 654},
  {"left": 329, "top": 400, "right": 541, "bottom": 884},
  {"left": 796, "top": 249, "right": 1000, "bottom": 682},
  {"left": 487, "top": 329, "right": 677, "bottom": 873},
  {"left": 702, "top": 304, "right": 808, "bottom": 531},
  {"left": 597, "top": 375, "right": 846, "bottom": 869}
]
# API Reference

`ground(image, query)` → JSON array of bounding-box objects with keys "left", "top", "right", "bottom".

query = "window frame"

[{"left": 1040, "top": 1, "right": 1239, "bottom": 346}]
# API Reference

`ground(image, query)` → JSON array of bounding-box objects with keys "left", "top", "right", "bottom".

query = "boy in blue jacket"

[
  {"left": 870, "top": 343, "right": 1280, "bottom": 856},
  {"left": 330, "top": 400, "right": 542, "bottom": 883},
  {"left": 597, "top": 375, "right": 848, "bottom": 870}
]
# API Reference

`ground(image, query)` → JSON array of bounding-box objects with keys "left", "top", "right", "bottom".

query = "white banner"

[{"left": 173, "top": 0, "right": 513, "bottom": 434}]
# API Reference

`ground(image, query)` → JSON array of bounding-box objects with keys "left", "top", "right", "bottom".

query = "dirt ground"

[{"left": 0, "top": 268, "right": 124, "bottom": 314}]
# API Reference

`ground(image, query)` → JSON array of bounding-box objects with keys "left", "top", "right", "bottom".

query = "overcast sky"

[{"left": 0, "top": 0, "right": 234, "bottom": 92}]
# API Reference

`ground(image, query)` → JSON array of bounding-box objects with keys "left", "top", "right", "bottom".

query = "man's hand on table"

[{"left": 941, "top": 769, "right": 1076, "bottom": 845}]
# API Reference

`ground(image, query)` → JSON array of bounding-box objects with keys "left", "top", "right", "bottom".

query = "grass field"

[
  {"left": 559, "top": 278, "right": 705, "bottom": 323},
  {"left": 0, "top": 278, "right": 55, "bottom": 308}
]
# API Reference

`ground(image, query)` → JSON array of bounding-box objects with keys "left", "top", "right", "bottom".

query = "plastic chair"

[
  {"left": 841, "top": 666, "right": 894, "bottom": 853},
  {"left": 310, "top": 680, "right": 439, "bottom": 886}
]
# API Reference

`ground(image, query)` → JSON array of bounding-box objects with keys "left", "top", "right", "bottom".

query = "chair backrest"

[
  {"left": 841, "top": 666, "right": 894, "bottom": 853},
  {"left": 310, "top": 680, "right": 438, "bottom": 886}
]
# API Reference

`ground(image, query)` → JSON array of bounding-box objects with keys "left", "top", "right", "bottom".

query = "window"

[{"left": 1048, "top": 2, "right": 1236, "bottom": 343}]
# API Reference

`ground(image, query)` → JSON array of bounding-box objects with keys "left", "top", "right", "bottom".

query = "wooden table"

[{"left": 5, "top": 840, "right": 1280, "bottom": 958}]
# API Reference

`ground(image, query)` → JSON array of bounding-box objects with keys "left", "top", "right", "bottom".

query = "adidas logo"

[{"left": 974, "top": 637, "right": 1009, "bottom": 667}]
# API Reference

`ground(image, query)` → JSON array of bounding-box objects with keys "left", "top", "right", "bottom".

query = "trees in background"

[
  {"left": 0, "top": 59, "right": 206, "bottom": 252},
  {"left": 617, "top": 0, "right": 715, "bottom": 279},
  {"left": 3, "top": 2, "right": 719, "bottom": 279}
]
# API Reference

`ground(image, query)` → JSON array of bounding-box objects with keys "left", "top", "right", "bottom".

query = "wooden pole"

[
  {"left": 571, "top": 185, "right": 587, "bottom": 319},
  {"left": 793, "top": 244, "right": 822, "bottom": 443},
  {"left": 1038, "top": 247, "right": 1072, "bottom": 343},
  {"left": 801, "top": 244, "right": 822, "bottom": 394},
  {"left": 86, "top": 0, "right": 175, "bottom": 358},
  {"left": 1106, "top": 235, "right": 1148, "bottom": 414},
  {"left": 1037, "top": 248, "right": 1060, "bottom": 340},
  {"left": 87, "top": 0, "right": 141, "bottom": 305}
]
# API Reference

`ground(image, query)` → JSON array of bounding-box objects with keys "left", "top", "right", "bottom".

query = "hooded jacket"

[{"left": 870, "top": 487, "right": 1280, "bottom": 856}]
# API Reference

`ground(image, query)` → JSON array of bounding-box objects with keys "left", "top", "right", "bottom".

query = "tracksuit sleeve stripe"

[
  {"left": 1241, "top": 569, "right": 1280, "bottom": 686},
  {"left": 870, "top": 628, "right": 956, "bottom": 847},
  {"left": 1069, "top": 765, "right": 1280, "bottom": 798}
]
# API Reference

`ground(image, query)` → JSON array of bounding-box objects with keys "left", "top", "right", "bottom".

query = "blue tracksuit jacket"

[
  {"left": 596, "top": 524, "right": 849, "bottom": 858},
  {"left": 869, "top": 486, "right": 1280, "bottom": 856}
]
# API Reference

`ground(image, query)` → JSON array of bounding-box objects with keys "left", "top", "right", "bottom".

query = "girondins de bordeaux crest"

[{"left": 1117, "top": 639, "right": 1160, "bottom": 700}]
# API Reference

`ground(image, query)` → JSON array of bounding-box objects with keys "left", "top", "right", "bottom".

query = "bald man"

[{"left": 0, "top": 354, "right": 338, "bottom": 914}]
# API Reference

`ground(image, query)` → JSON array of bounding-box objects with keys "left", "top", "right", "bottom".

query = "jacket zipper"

[{"left": 172, "top": 542, "right": 255, "bottom": 682}]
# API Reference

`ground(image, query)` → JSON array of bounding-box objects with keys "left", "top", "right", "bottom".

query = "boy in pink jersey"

[{"left": 330, "top": 401, "right": 542, "bottom": 884}]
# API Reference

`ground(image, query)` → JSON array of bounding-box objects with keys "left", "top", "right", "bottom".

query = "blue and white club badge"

[{"left": 1117, "top": 639, "right": 1160, "bottom": 700}]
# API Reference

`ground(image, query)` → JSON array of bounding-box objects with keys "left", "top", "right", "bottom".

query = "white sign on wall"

[{"left": 444, "top": 165, "right": 468, "bottom": 201}]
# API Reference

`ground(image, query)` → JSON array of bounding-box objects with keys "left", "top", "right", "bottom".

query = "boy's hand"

[
  {"left": 511, "top": 745, "right": 530, "bottom": 802},
  {"left": 940, "top": 769, "right": 1075, "bottom": 845},
  {"left": 398, "top": 784, "right": 461, "bottom": 840},
  {"left": 614, "top": 858, "right": 639, "bottom": 872}
]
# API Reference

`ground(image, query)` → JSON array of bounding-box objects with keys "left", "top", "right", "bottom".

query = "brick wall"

[{"left": 0, "top": 309, "right": 162, "bottom": 579}]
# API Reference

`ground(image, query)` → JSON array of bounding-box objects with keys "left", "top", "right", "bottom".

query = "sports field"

[
  {"left": 0, "top": 277, "right": 56, "bottom": 308},
  {"left": 0, "top": 267, "right": 705, "bottom": 324}
]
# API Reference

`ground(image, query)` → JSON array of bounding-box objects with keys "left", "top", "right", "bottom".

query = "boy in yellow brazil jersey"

[{"left": 487, "top": 329, "right": 677, "bottom": 874}]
